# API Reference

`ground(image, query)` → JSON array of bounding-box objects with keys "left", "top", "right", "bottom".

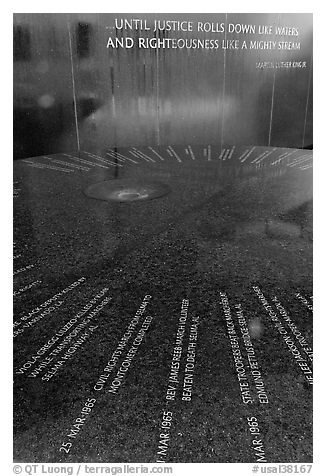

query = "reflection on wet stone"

[
  {"left": 85, "top": 179, "right": 171, "bottom": 203},
  {"left": 13, "top": 143, "right": 312, "bottom": 463}
]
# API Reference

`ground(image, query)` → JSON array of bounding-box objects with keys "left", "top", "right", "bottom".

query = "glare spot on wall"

[
  {"left": 36, "top": 60, "right": 49, "bottom": 74},
  {"left": 38, "top": 94, "right": 55, "bottom": 108}
]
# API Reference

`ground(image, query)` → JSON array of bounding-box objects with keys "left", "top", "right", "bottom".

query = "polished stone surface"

[{"left": 13, "top": 145, "right": 313, "bottom": 463}]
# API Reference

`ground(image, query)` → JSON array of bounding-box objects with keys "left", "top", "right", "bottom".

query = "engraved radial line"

[
  {"left": 106, "top": 153, "right": 125, "bottom": 164},
  {"left": 169, "top": 146, "right": 181, "bottom": 162},
  {"left": 63, "top": 154, "right": 97, "bottom": 167},
  {"left": 43, "top": 157, "right": 89, "bottom": 171},
  {"left": 148, "top": 147, "right": 164, "bottom": 161},
  {"left": 67, "top": 18, "right": 80, "bottom": 151},
  {"left": 188, "top": 145, "right": 195, "bottom": 160},
  {"left": 84, "top": 151, "right": 120, "bottom": 167}
]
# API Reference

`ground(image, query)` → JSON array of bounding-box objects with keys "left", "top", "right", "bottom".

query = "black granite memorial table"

[{"left": 13, "top": 144, "right": 313, "bottom": 463}]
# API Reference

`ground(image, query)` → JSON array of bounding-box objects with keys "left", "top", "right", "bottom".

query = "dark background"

[{"left": 13, "top": 13, "right": 313, "bottom": 159}]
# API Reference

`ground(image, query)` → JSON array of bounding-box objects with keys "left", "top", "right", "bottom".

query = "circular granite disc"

[{"left": 84, "top": 179, "right": 170, "bottom": 203}]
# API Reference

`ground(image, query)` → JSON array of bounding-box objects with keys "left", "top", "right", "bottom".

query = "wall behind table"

[
  {"left": 13, "top": 13, "right": 313, "bottom": 159},
  {"left": 13, "top": 13, "right": 78, "bottom": 159}
]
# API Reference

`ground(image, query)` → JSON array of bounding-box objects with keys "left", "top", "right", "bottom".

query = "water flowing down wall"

[{"left": 13, "top": 13, "right": 313, "bottom": 159}]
